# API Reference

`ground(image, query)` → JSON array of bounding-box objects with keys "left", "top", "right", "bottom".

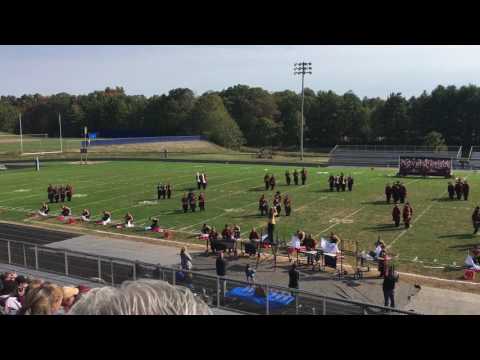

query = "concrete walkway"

[{"left": 403, "top": 286, "right": 480, "bottom": 315}]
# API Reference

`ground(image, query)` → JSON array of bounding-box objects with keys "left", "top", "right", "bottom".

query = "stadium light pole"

[{"left": 294, "top": 62, "right": 312, "bottom": 161}]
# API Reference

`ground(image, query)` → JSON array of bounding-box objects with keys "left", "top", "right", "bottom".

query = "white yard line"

[{"left": 313, "top": 207, "right": 365, "bottom": 237}]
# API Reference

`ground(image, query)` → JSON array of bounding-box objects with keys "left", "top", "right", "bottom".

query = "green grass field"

[{"left": 0, "top": 160, "right": 478, "bottom": 279}]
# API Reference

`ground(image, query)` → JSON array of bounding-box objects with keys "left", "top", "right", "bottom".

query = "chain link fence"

[{"left": 0, "top": 238, "right": 417, "bottom": 315}]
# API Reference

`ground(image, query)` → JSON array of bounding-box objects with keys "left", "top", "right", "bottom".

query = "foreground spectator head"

[
  {"left": 19, "top": 283, "right": 63, "bottom": 315},
  {"left": 69, "top": 280, "right": 211, "bottom": 315},
  {"left": 61, "top": 286, "right": 80, "bottom": 312}
]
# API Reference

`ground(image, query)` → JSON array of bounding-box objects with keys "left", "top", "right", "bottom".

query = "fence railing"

[
  {"left": 333, "top": 145, "right": 461, "bottom": 155},
  {"left": 0, "top": 238, "right": 417, "bottom": 315}
]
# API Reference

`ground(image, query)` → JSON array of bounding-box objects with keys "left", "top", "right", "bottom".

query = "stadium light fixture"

[{"left": 294, "top": 62, "right": 312, "bottom": 161}]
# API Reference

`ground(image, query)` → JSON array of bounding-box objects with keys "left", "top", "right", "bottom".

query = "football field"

[{"left": 0, "top": 160, "right": 478, "bottom": 278}]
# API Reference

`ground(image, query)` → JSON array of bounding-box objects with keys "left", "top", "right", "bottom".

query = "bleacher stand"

[
  {"left": 468, "top": 146, "right": 480, "bottom": 170},
  {"left": 328, "top": 145, "right": 462, "bottom": 168}
]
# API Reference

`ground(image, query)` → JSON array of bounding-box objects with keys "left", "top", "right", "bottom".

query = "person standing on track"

[
  {"left": 383, "top": 265, "right": 399, "bottom": 308},
  {"left": 288, "top": 263, "right": 300, "bottom": 292},
  {"left": 166, "top": 183, "right": 172, "bottom": 199},
  {"left": 201, "top": 173, "right": 207, "bottom": 190}
]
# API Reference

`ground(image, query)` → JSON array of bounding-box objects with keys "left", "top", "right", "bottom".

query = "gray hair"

[{"left": 68, "top": 279, "right": 211, "bottom": 315}]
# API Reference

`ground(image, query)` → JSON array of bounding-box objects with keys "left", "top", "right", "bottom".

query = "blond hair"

[{"left": 20, "top": 283, "right": 63, "bottom": 315}]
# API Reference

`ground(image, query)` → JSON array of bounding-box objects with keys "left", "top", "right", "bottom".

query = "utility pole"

[{"left": 294, "top": 62, "right": 312, "bottom": 161}]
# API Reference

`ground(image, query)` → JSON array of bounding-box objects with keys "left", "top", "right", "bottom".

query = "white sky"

[{"left": 0, "top": 45, "right": 479, "bottom": 98}]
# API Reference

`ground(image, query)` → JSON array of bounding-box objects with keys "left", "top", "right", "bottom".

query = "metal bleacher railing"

[
  {"left": 0, "top": 238, "right": 417, "bottom": 315},
  {"left": 331, "top": 145, "right": 462, "bottom": 155}
]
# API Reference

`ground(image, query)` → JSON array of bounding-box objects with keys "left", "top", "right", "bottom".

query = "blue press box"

[{"left": 225, "top": 287, "right": 294, "bottom": 308}]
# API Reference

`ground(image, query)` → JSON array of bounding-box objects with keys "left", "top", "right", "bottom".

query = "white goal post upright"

[
  {"left": 18, "top": 112, "right": 64, "bottom": 156},
  {"left": 59, "top": 113, "right": 63, "bottom": 153},
  {"left": 19, "top": 113, "right": 23, "bottom": 154}
]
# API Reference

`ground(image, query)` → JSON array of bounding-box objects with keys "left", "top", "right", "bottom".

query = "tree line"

[{"left": 0, "top": 84, "right": 479, "bottom": 150}]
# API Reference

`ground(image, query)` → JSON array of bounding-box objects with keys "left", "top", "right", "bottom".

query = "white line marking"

[{"left": 314, "top": 207, "right": 364, "bottom": 237}]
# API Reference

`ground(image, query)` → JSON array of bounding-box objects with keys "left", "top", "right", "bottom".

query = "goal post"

[{"left": 18, "top": 112, "right": 64, "bottom": 156}]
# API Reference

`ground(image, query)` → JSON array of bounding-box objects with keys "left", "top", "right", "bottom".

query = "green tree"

[
  {"left": 219, "top": 85, "right": 279, "bottom": 145},
  {"left": 423, "top": 131, "right": 447, "bottom": 151},
  {"left": 0, "top": 102, "right": 18, "bottom": 133},
  {"left": 189, "top": 94, "right": 245, "bottom": 148}
]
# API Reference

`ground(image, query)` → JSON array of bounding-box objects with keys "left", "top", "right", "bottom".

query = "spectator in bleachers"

[
  {"left": 59, "top": 286, "right": 80, "bottom": 314},
  {"left": 18, "top": 283, "right": 64, "bottom": 315},
  {"left": 68, "top": 280, "right": 211, "bottom": 315}
]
